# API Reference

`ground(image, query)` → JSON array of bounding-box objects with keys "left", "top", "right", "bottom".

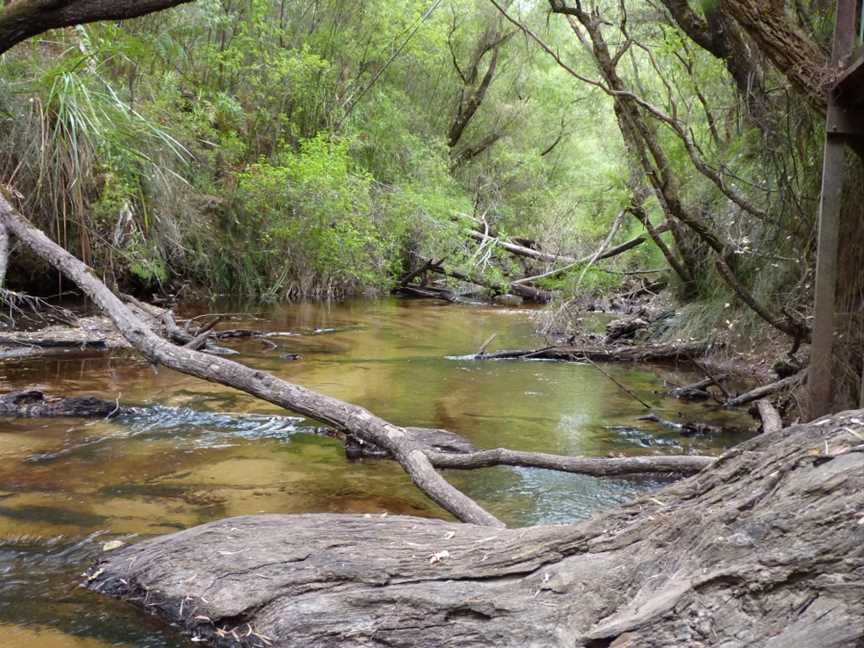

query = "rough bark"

[
  {"left": 85, "top": 410, "right": 864, "bottom": 647},
  {"left": 659, "top": 0, "right": 767, "bottom": 117},
  {"left": 0, "top": 0, "right": 194, "bottom": 55},
  {"left": 718, "top": 0, "right": 829, "bottom": 112}
]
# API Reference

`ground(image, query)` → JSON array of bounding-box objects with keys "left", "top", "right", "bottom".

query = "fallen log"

[
  {"left": 0, "top": 196, "right": 502, "bottom": 528},
  {"left": 392, "top": 284, "right": 460, "bottom": 303},
  {"left": 427, "top": 264, "right": 553, "bottom": 303},
  {"left": 725, "top": 370, "right": 806, "bottom": 408},
  {"left": 604, "top": 316, "right": 648, "bottom": 342},
  {"left": 85, "top": 409, "right": 864, "bottom": 647},
  {"left": 464, "top": 341, "right": 708, "bottom": 363},
  {"left": 754, "top": 398, "right": 783, "bottom": 434},
  {"left": 427, "top": 447, "right": 712, "bottom": 476},
  {"left": 466, "top": 228, "right": 577, "bottom": 264}
]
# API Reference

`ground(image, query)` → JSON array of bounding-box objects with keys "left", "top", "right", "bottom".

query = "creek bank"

[{"left": 85, "top": 410, "right": 864, "bottom": 648}]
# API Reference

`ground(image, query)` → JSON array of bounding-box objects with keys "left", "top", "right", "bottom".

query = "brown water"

[{"left": 0, "top": 298, "right": 753, "bottom": 647}]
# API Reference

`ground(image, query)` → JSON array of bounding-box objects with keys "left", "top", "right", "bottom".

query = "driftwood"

[
  {"left": 393, "top": 284, "right": 460, "bottom": 303},
  {"left": 466, "top": 341, "right": 708, "bottom": 363},
  {"left": 0, "top": 196, "right": 500, "bottom": 527},
  {"left": 666, "top": 376, "right": 724, "bottom": 401},
  {"left": 754, "top": 398, "right": 783, "bottom": 435},
  {"left": 426, "top": 263, "right": 552, "bottom": 303},
  {"left": 85, "top": 410, "right": 864, "bottom": 647},
  {"left": 725, "top": 370, "right": 807, "bottom": 408},
  {"left": 466, "top": 222, "right": 671, "bottom": 269}
]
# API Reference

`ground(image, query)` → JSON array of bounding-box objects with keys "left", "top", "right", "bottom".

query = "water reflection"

[{"left": 0, "top": 298, "right": 754, "bottom": 647}]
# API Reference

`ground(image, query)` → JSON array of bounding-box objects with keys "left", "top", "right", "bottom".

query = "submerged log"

[
  {"left": 0, "top": 390, "right": 121, "bottom": 418},
  {"left": 85, "top": 410, "right": 864, "bottom": 647},
  {"left": 466, "top": 341, "right": 708, "bottom": 363}
]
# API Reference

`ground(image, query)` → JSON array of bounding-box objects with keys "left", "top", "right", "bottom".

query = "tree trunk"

[
  {"left": 0, "top": 0, "right": 194, "bottom": 55},
  {"left": 718, "top": 0, "right": 828, "bottom": 112},
  {"left": 85, "top": 410, "right": 864, "bottom": 647}
]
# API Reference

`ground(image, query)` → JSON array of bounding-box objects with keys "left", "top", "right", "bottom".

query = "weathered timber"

[
  {"left": 428, "top": 448, "right": 712, "bottom": 476},
  {"left": 637, "top": 412, "right": 724, "bottom": 437},
  {"left": 466, "top": 228, "right": 577, "bottom": 264},
  {"left": 466, "top": 341, "right": 708, "bottom": 363},
  {"left": 0, "top": 0, "right": 195, "bottom": 55},
  {"left": 666, "top": 376, "right": 723, "bottom": 401},
  {"left": 86, "top": 410, "right": 864, "bottom": 647},
  {"left": 754, "top": 398, "right": 783, "bottom": 435},
  {"left": 427, "top": 264, "right": 553, "bottom": 303},
  {"left": 725, "top": 370, "right": 807, "bottom": 408}
]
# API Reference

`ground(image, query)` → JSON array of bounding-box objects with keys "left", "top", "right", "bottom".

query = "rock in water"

[{"left": 85, "top": 411, "right": 864, "bottom": 647}]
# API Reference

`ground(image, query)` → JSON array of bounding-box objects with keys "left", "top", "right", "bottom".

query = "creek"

[{"left": 0, "top": 298, "right": 752, "bottom": 648}]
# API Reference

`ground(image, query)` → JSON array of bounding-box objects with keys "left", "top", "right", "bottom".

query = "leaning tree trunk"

[
  {"left": 0, "top": 195, "right": 716, "bottom": 524},
  {"left": 86, "top": 410, "right": 864, "bottom": 647},
  {"left": 0, "top": 0, "right": 195, "bottom": 55}
]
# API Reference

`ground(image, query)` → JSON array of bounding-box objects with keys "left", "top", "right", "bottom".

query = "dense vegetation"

[{"left": 0, "top": 1, "right": 860, "bottom": 401}]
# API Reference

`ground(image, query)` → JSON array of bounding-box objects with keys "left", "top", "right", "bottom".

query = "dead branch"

[
  {"left": 725, "top": 370, "right": 806, "bottom": 408},
  {"left": 428, "top": 448, "right": 712, "bottom": 476},
  {"left": 0, "top": 195, "right": 502, "bottom": 528}
]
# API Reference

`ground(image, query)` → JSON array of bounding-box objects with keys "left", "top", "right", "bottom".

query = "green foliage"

[{"left": 0, "top": 0, "right": 831, "bottom": 319}]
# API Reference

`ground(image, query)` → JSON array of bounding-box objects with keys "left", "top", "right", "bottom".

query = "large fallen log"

[
  {"left": 463, "top": 341, "right": 708, "bottom": 363},
  {"left": 85, "top": 410, "right": 864, "bottom": 647}
]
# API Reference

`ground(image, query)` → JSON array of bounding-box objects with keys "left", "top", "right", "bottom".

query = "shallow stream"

[{"left": 0, "top": 298, "right": 753, "bottom": 647}]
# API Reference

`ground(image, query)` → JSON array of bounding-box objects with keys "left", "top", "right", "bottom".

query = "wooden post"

[{"left": 807, "top": 0, "right": 860, "bottom": 419}]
